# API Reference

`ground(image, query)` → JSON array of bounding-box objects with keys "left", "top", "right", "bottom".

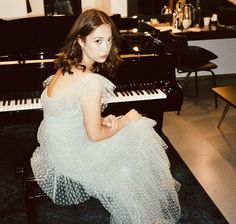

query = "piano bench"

[
  {"left": 16, "top": 162, "right": 49, "bottom": 224},
  {"left": 15, "top": 160, "right": 109, "bottom": 224}
]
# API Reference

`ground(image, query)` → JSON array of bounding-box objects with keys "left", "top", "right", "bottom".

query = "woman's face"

[{"left": 79, "top": 24, "right": 113, "bottom": 68}]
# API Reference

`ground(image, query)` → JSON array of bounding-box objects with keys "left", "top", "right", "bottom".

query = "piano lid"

[
  {"left": 0, "top": 14, "right": 167, "bottom": 62},
  {"left": 0, "top": 16, "right": 76, "bottom": 61},
  {"left": 0, "top": 15, "right": 175, "bottom": 93}
]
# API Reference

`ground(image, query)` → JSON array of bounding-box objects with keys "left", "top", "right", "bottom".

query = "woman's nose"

[{"left": 102, "top": 41, "right": 110, "bottom": 51}]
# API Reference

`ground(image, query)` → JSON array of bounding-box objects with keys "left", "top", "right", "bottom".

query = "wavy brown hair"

[{"left": 55, "top": 8, "right": 122, "bottom": 78}]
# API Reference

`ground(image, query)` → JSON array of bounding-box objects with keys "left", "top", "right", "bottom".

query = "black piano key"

[
  {"left": 144, "top": 83, "right": 155, "bottom": 94},
  {"left": 117, "top": 85, "right": 124, "bottom": 96},
  {"left": 114, "top": 92, "right": 119, "bottom": 97},
  {"left": 120, "top": 85, "right": 130, "bottom": 96},
  {"left": 130, "top": 84, "right": 140, "bottom": 95},
  {"left": 123, "top": 84, "right": 133, "bottom": 96},
  {"left": 114, "top": 87, "right": 122, "bottom": 97},
  {"left": 116, "top": 89, "right": 124, "bottom": 97},
  {"left": 149, "top": 83, "right": 159, "bottom": 94},
  {"left": 136, "top": 84, "right": 145, "bottom": 95},
  {"left": 22, "top": 92, "right": 28, "bottom": 104},
  {"left": 140, "top": 83, "right": 151, "bottom": 95},
  {"left": 133, "top": 84, "right": 144, "bottom": 95}
]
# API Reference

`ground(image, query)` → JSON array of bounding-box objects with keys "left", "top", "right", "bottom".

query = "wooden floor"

[{"left": 163, "top": 74, "right": 236, "bottom": 224}]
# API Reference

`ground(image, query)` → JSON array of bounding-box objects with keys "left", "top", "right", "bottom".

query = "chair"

[{"left": 169, "top": 32, "right": 218, "bottom": 108}]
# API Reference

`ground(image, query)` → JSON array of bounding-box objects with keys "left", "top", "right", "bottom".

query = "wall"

[
  {"left": 28, "top": 0, "right": 45, "bottom": 16},
  {"left": 0, "top": 0, "right": 44, "bottom": 19},
  {"left": 81, "top": 0, "right": 127, "bottom": 16},
  {"left": 0, "top": 0, "right": 27, "bottom": 19},
  {"left": 0, "top": 0, "right": 127, "bottom": 19}
]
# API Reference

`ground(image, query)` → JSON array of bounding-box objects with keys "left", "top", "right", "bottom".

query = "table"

[{"left": 211, "top": 85, "right": 236, "bottom": 128}]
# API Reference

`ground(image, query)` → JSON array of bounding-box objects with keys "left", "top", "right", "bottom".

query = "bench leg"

[{"left": 25, "top": 196, "right": 37, "bottom": 224}]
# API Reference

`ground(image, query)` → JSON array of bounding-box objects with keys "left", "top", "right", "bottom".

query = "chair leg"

[
  {"left": 209, "top": 70, "right": 218, "bottom": 108},
  {"left": 177, "top": 72, "right": 191, "bottom": 115},
  {"left": 210, "top": 70, "right": 216, "bottom": 87},
  {"left": 182, "top": 72, "right": 192, "bottom": 95},
  {"left": 195, "top": 71, "right": 198, "bottom": 97}
]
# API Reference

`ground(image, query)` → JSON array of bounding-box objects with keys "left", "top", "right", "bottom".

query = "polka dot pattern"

[{"left": 31, "top": 74, "right": 181, "bottom": 224}]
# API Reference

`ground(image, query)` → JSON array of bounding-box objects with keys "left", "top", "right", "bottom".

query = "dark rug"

[{"left": 0, "top": 122, "right": 229, "bottom": 224}]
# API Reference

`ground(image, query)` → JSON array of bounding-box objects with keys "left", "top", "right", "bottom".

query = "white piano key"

[
  {"left": 15, "top": 99, "right": 21, "bottom": 111},
  {"left": 26, "top": 98, "right": 33, "bottom": 110},
  {"left": 3, "top": 101, "right": 9, "bottom": 112},
  {"left": 4, "top": 99, "right": 13, "bottom": 112},
  {"left": 0, "top": 100, "right": 4, "bottom": 112},
  {"left": 10, "top": 99, "right": 17, "bottom": 111},
  {"left": 32, "top": 98, "right": 42, "bottom": 109},
  {"left": 22, "top": 99, "right": 29, "bottom": 110}
]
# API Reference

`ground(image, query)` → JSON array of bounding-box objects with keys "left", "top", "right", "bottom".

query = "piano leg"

[{"left": 153, "top": 111, "right": 163, "bottom": 134}]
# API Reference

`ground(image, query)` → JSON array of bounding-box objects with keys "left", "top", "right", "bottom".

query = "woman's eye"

[
  {"left": 95, "top": 39, "right": 102, "bottom": 44},
  {"left": 108, "top": 37, "right": 113, "bottom": 43}
]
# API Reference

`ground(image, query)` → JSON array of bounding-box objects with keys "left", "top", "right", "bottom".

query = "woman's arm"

[{"left": 81, "top": 84, "right": 141, "bottom": 142}]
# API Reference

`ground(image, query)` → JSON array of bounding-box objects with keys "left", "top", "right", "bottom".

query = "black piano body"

[{"left": 0, "top": 15, "right": 183, "bottom": 133}]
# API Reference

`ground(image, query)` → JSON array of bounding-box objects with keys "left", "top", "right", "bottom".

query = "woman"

[{"left": 31, "top": 8, "right": 181, "bottom": 224}]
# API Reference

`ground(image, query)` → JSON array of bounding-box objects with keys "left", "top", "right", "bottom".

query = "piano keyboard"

[
  {"left": 0, "top": 84, "right": 167, "bottom": 113},
  {"left": 105, "top": 85, "right": 166, "bottom": 103},
  {"left": 0, "top": 97, "right": 42, "bottom": 112}
]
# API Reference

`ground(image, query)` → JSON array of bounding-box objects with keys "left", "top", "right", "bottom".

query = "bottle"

[
  {"left": 193, "top": 0, "right": 202, "bottom": 27},
  {"left": 210, "top": 13, "right": 218, "bottom": 30},
  {"left": 172, "top": 1, "right": 183, "bottom": 29},
  {"left": 182, "top": 4, "right": 193, "bottom": 29}
]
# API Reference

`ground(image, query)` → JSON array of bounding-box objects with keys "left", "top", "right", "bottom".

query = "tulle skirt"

[{"left": 31, "top": 117, "right": 181, "bottom": 224}]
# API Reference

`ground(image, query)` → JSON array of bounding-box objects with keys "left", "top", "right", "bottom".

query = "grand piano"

[{"left": 0, "top": 15, "right": 183, "bottom": 133}]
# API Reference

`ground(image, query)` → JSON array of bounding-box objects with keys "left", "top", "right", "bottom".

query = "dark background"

[
  {"left": 127, "top": 0, "right": 236, "bottom": 25},
  {"left": 127, "top": 0, "right": 221, "bottom": 17},
  {"left": 43, "top": 0, "right": 82, "bottom": 16}
]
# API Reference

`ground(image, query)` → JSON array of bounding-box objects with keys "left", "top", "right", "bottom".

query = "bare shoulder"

[
  {"left": 47, "top": 70, "right": 101, "bottom": 98},
  {"left": 46, "top": 70, "right": 78, "bottom": 98}
]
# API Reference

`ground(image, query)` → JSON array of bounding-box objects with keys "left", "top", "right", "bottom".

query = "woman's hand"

[
  {"left": 102, "top": 114, "right": 118, "bottom": 132},
  {"left": 125, "top": 109, "right": 142, "bottom": 122}
]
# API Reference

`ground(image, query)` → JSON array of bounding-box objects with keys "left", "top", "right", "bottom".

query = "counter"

[{"left": 152, "top": 23, "right": 236, "bottom": 40}]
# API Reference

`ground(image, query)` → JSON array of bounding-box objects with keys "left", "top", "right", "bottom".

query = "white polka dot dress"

[{"left": 31, "top": 74, "right": 181, "bottom": 224}]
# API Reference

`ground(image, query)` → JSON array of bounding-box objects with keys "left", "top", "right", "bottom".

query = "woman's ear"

[{"left": 78, "top": 37, "right": 84, "bottom": 49}]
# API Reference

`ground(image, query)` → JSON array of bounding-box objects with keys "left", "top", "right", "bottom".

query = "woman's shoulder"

[
  {"left": 91, "top": 73, "right": 116, "bottom": 88},
  {"left": 77, "top": 73, "right": 116, "bottom": 99},
  {"left": 75, "top": 72, "right": 114, "bottom": 88}
]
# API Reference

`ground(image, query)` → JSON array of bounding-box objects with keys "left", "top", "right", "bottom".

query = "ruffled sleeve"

[
  {"left": 79, "top": 74, "right": 116, "bottom": 111},
  {"left": 96, "top": 74, "right": 116, "bottom": 111},
  {"left": 42, "top": 75, "right": 54, "bottom": 89}
]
